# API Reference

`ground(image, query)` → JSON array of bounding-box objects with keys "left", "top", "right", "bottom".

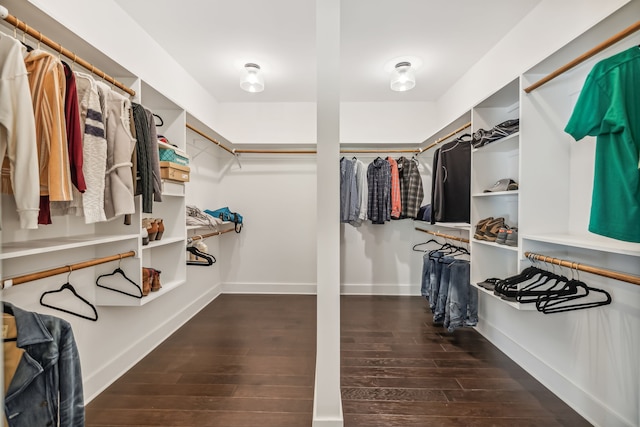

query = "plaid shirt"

[
  {"left": 397, "top": 156, "right": 424, "bottom": 219},
  {"left": 367, "top": 158, "right": 391, "bottom": 224}
]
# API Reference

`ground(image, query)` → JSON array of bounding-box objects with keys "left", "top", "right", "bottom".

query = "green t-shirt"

[{"left": 565, "top": 46, "right": 640, "bottom": 243}]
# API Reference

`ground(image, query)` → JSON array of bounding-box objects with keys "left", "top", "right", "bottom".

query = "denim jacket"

[{"left": 3, "top": 303, "right": 85, "bottom": 427}]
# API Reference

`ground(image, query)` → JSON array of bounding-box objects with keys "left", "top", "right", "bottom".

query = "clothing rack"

[
  {"left": 524, "top": 251, "right": 640, "bottom": 286},
  {"left": 0, "top": 6, "right": 135, "bottom": 96},
  {"left": 2, "top": 251, "right": 136, "bottom": 288},
  {"left": 186, "top": 122, "right": 462, "bottom": 157},
  {"left": 524, "top": 20, "right": 640, "bottom": 93},
  {"left": 188, "top": 228, "right": 235, "bottom": 243},
  {"left": 421, "top": 122, "right": 472, "bottom": 153},
  {"left": 415, "top": 228, "right": 470, "bottom": 244}
]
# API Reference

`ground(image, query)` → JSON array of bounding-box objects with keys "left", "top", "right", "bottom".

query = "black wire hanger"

[
  {"left": 40, "top": 266, "right": 98, "bottom": 321},
  {"left": 96, "top": 254, "right": 143, "bottom": 299}
]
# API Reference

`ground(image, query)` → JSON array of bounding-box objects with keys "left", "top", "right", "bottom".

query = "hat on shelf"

[{"left": 484, "top": 178, "right": 518, "bottom": 193}]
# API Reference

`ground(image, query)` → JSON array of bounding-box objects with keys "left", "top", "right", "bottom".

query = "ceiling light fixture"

[
  {"left": 240, "top": 63, "right": 264, "bottom": 93},
  {"left": 390, "top": 61, "right": 416, "bottom": 92}
]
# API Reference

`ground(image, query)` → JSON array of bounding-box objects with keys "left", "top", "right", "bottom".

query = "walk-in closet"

[{"left": 1, "top": 0, "right": 639, "bottom": 426}]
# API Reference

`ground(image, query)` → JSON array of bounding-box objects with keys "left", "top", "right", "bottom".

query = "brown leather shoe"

[
  {"left": 473, "top": 217, "right": 494, "bottom": 240},
  {"left": 142, "top": 268, "right": 152, "bottom": 296},
  {"left": 150, "top": 268, "right": 162, "bottom": 292},
  {"left": 484, "top": 218, "right": 506, "bottom": 242}
]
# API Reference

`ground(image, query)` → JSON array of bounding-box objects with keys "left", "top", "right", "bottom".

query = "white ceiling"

[{"left": 113, "top": 0, "right": 541, "bottom": 103}]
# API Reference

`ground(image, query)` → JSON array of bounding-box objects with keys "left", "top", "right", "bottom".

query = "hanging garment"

[
  {"left": 367, "top": 157, "right": 391, "bottom": 224},
  {"left": 3, "top": 303, "right": 85, "bottom": 427},
  {"left": 50, "top": 63, "right": 88, "bottom": 217},
  {"left": 132, "top": 103, "right": 154, "bottom": 213},
  {"left": 0, "top": 32, "right": 39, "bottom": 229},
  {"left": 63, "top": 63, "right": 86, "bottom": 193},
  {"left": 73, "top": 72, "right": 107, "bottom": 223},
  {"left": 24, "top": 49, "right": 74, "bottom": 224},
  {"left": 144, "top": 107, "right": 163, "bottom": 203},
  {"left": 350, "top": 159, "right": 368, "bottom": 227},
  {"left": 431, "top": 136, "right": 471, "bottom": 223},
  {"left": 98, "top": 81, "right": 136, "bottom": 220},
  {"left": 340, "top": 157, "right": 358, "bottom": 223},
  {"left": 430, "top": 148, "right": 441, "bottom": 225},
  {"left": 387, "top": 156, "right": 401, "bottom": 219},
  {"left": 565, "top": 46, "right": 640, "bottom": 243},
  {"left": 397, "top": 156, "right": 424, "bottom": 219}
]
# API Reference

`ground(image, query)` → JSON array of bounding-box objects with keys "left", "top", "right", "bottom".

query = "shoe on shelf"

[
  {"left": 483, "top": 218, "right": 506, "bottom": 242},
  {"left": 473, "top": 217, "right": 494, "bottom": 240},
  {"left": 505, "top": 227, "right": 518, "bottom": 247},
  {"left": 150, "top": 268, "right": 162, "bottom": 292},
  {"left": 144, "top": 218, "right": 159, "bottom": 241},
  {"left": 478, "top": 278, "right": 501, "bottom": 291},
  {"left": 495, "top": 225, "right": 510, "bottom": 244},
  {"left": 142, "top": 268, "right": 152, "bottom": 296},
  {"left": 155, "top": 219, "right": 165, "bottom": 240}
]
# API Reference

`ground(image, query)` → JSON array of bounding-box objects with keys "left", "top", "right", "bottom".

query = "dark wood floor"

[{"left": 86, "top": 294, "right": 591, "bottom": 426}]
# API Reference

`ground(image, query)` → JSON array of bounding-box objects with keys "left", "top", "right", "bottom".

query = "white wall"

[
  {"left": 4, "top": 0, "right": 637, "bottom": 423},
  {"left": 214, "top": 101, "right": 436, "bottom": 145},
  {"left": 435, "top": 0, "right": 631, "bottom": 126}
]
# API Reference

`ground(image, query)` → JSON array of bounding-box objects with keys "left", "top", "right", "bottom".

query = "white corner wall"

[{"left": 435, "top": 0, "right": 631, "bottom": 125}]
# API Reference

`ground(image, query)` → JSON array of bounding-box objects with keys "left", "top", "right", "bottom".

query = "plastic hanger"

[
  {"left": 186, "top": 245, "right": 216, "bottom": 266},
  {"left": 535, "top": 263, "right": 611, "bottom": 313},
  {"left": 40, "top": 267, "right": 98, "bottom": 321},
  {"left": 412, "top": 238, "right": 439, "bottom": 252},
  {"left": 95, "top": 255, "right": 143, "bottom": 299}
]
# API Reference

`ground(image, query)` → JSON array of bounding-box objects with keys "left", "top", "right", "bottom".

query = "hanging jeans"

[
  {"left": 420, "top": 253, "right": 430, "bottom": 298},
  {"left": 433, "top": 256, "right": 455, "bottom": 325},
  {"left": 444, "top": 260, "right": 479, "bottom": 332},
  {"left": 427, "top": 251, "right": 444, "bottom": 313}
]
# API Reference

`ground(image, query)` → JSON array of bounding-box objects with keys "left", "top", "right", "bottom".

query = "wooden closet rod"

[
  {"left": 186, "top": 123, "right": 236, "bottom": 156},
  {"left": 524, "top": 251, "right": 640, "bottom": 286},
  {"left": 0, "top": 8, "right": 135, "bottom": 96},
  {"left": 2, "top": 250, "right": 136, "bottom": 288},
  {"left": 421, "top": 122, "right": 472, "bottom": 154},
  {"left": 415, "top": 228, "right": 470, "bottom": 244},
  {"left": 188, "top": 228, "right": 235, "bottom": 243},
  {"left": 524, "top": 20, "right": 640, "bottom": 93}
]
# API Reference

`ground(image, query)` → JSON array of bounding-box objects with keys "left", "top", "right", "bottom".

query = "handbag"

[{"left": 205, "top": 207, "right": 243, "bottom": 233}]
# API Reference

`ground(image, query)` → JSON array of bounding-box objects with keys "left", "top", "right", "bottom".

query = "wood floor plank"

[{"left": 86, "top": 294, "right": 591, "bottom": 426}]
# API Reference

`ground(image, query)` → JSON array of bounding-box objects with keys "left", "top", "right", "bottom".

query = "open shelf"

[
  {"left": 472, "top": 132, "right": 519, "bottom": 154},
  {"left": 522, "top": 233, "right": 640, "bottom": 257},
  {"left": 471, "top": 282, "right": 535, "bottom": 311},
  {"left": 96, "top": 278, "right": 186, "bottom": 306},
  {"left": 142, "top": 236, "right": 184, "bottom": 250},
  {"left": 1, "top": 234, "right": 139, "bottom": 260},
  {"left": 472, "top": 239, "right": 518, "bottom": 251},
  {"left": 472, "top": 190, "right": 519, "bottom": 198},
  {"left": 414, "top": 220, "right": 471, "bottom": 231}
]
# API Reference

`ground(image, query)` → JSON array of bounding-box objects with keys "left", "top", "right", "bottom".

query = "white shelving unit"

[{"left": 469, "top": 77, "right": 521, "bottom": 302}]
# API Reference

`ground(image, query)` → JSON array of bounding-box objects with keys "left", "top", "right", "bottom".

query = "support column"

[{"left": 313, "top": 0, "right": 343, "bottom": 425}]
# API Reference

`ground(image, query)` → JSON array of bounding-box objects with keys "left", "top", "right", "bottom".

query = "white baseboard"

[
  {"left": 223, "top": 282, "right": 317, "bottom": 294},
  {"left": 340, "top": 283, "right": 419, "bottom": 296},
  {"left": 84, "top": 283, "right": 223, "bottom": 403},
  {"left": 222, "top": 282, "right": 421, "bottom": 296},
  {"left": 475, "top": 319, "right": 633, "bottom": 427}
]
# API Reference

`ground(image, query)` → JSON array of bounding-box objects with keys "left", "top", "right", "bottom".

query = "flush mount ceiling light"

[
  {"left": 390, "top": 61, "right": 416, "bottom": 92},
  {"left": 240, "top": 63, "right": 264, "bottom": 93}
]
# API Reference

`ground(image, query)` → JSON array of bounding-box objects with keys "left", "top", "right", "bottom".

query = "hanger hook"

[
  {"left": 22, "top": 22, "right": 28, "bottom": 43},
  {"left": 118, "top": 253, "right": 123, "bottom": 269},
  {"left": 38, "top": 32, "right": 43, "bottom": 49},
  {"left": 66, "top": 265, "right": 73, "bottom": 282}
]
